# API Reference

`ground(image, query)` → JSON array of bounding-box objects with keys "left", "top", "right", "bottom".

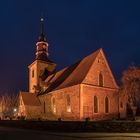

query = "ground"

[{"left": 0, "top": 126, "right": 140, "bottom": 140}]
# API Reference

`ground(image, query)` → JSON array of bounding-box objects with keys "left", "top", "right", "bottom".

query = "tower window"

[
  {"left": 32, "top": 69, "right": 34, "bottom": 78},
  {"left": 66, "top": 95, "right": 71, "bottom": 112},
  {"left": 99, "top": 72, "right": 103, "bottom": 87},
  {"left": 105, "top": 96, "right": 109, "bottom": 113},
  {"left": 94, "top": 96, "right": 98, "bottom": 113}
]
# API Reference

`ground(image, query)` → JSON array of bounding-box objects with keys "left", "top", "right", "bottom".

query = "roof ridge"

[
  {"left": 53, "top": 48, "right": 101, "bottom": 74},
  {"left": 43, "top": 48, "right": 101, "bottom": 93},
  {"left": 48, "top": 48, "right": 100, "bottom": 80}
]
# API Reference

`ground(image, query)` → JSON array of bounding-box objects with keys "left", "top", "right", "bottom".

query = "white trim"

[{"left": 36, "top": 41, "right": 48, "bottom": 46}]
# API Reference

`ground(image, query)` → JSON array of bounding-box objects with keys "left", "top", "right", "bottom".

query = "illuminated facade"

[{"left": 18, "top": 18, "right": 126, "bottom": 120}]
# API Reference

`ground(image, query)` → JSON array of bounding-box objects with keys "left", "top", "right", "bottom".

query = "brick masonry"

[
  {"left": 19, "top": 49, "right": 127, "bottom": 120},
  {"left": 37, "top": 50, "right": 126, "bottom": 120}
]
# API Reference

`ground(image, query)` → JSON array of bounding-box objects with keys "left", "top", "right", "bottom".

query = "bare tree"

[
  {"left": 0, "top": 94, "right": 18, "bottom": 119},
  {"left": 120, "top": 66, "right": 140, "bottom": 120}
]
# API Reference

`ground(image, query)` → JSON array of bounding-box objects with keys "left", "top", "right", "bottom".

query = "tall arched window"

[
  {"left": 105, "top": 96, "right": 109, "bottom": 113},
  {"left": 99, "top": 73, "right": 103, "bottom": 87},
  {"left": 52, "top": 97, "right": 56, "bottom": 113},
  {"left": 66, "top": 95, "right": 71, "bottom": 112},
  {"left": 120, "top": 102, "right": 123, "bottom": 108},
  {"left": 94, "top": 96, "right": 98, "bottom": 113}
]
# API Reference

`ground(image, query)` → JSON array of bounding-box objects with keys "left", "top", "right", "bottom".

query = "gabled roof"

[
  {"left": 41, "top": 48, "right": 101, "bottom": 94},
  {"left": 20, "top": 92, "right": 41, "bottom": 106}
]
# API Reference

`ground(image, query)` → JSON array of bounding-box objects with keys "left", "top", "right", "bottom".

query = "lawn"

[{"left": 0, "top": 119, "right": 140, "bottom": 133}]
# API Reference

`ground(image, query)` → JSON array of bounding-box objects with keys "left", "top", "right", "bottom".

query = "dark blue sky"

[{"left": 0, "top": 0, "right": 140, "bottom": 94}]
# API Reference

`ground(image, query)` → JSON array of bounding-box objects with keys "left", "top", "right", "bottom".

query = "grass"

[{"left": 0, "top": 119, "right": 140, "bottom": 133}]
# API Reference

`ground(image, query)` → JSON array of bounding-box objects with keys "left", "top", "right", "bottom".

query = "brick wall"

[
  {"left": 25, "top": 105, "right": 42, "bottom": 119},
  {"left": 83, "top": 50, "right": 118, "bottom": 89},
  {"left": 81, "top": 84, "right": 119, "bottom": 120},
  {"left": 39, "top": 85, "right": 80, "bottom": 120}
]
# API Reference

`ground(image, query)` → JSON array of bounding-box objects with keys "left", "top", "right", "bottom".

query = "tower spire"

[
  {"left": 40, "top": 17, "right": 44, "bottom": 34},
  {"left": 38, "top": 17, "right": 46, "bottom": 42},
  {"left": 36, "top": 17, "right": 49, "bottom": 61},
  {"left": 28, "top": 17, "right": 56, "bottom": 93}
]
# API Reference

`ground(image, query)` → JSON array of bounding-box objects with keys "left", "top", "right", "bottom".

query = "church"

[{"left": 18, "top": 18, "right": 126, "bottom": 121}]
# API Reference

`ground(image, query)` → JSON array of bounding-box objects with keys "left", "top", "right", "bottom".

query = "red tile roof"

[
  {"left": 42, "top": 49, "right": 100, "bottom": 93},
  {"left": 20, "top": 92, "right": 41, "bottom": 106}
]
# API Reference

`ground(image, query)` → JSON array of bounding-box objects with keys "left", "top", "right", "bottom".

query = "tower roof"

[{"left": 38, "top": 18, "right": 47, "bottom": 42}]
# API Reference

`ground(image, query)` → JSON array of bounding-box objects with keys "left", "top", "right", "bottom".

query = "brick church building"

[{"left": 18, "top": 18, "right": 126, "bottom": 120}]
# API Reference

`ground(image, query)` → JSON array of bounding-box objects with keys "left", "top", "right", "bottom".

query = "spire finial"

[
  {"left": 40, "top": 17, "right": 44, "bottom": 35},
  {"left": 38, "top": 16, "right": 46, "bottom": 42},
  {"left": 41, "top": 17, "right": 44, "bottom": 21}
]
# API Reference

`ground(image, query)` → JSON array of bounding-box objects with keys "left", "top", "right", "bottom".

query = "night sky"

[{"left": 0, "top": 0, "right": 140, "bottom": 94}]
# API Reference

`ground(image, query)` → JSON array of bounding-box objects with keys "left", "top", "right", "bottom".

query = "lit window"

[
  {"left": 53, "top": 107, "right": 56, "bottom": 113},
  {"left": 94, "top": 96, "right": 98, "bottom": 113},
  {"left": 105, "top": 96, "right": 109, "bottom": 113},
  {"left": 32, "top": 69, "right": 34, "bottom": 78},
  {"left": 52, "top": 97, "right": 56, "bottom": 113},
  {"left": 66, "top": 95, "right": 71, "bottom": 112},
  {"left": 67, "top": 106, "right": 71, "bottom": 112},
  {"left": 99, "top": 72, "right": 103, "bottom": 87}
]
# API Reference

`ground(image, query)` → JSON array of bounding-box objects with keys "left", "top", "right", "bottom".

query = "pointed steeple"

[
  {"left": 38, "top": 17, "right": 46, "bottom": 42},
  {"left": 36, "top": 17, "right": 49, "bottom": 62},
  {"left": 28, "top": 17, "right": 56, "bottom": 93}
]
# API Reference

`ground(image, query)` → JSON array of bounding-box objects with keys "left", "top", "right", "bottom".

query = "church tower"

[{"left": 28, "top": 18, "right": 56, "bottom": 93}]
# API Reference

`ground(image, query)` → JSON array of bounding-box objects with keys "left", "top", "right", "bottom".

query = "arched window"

[
  {"left": 120, "top": 102, "right": 123, "bottom": 108},
  {"left": 52, "top": 97, "right": 56, "bottom": 113},
  {"left": 66, "top": 95, "right": 71, "bottom": 112},
  {"left": 44, "top": 101, "right": 46, "bottom": 113},
  {"left": 94, "top": 96, "right": 98, "bottom": 113},
  {"left": 99, "top": 73, "right": 103, "bottom": 87},
  {"left": 105, "top": 96, "right": 109, "bottom": 113}
]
